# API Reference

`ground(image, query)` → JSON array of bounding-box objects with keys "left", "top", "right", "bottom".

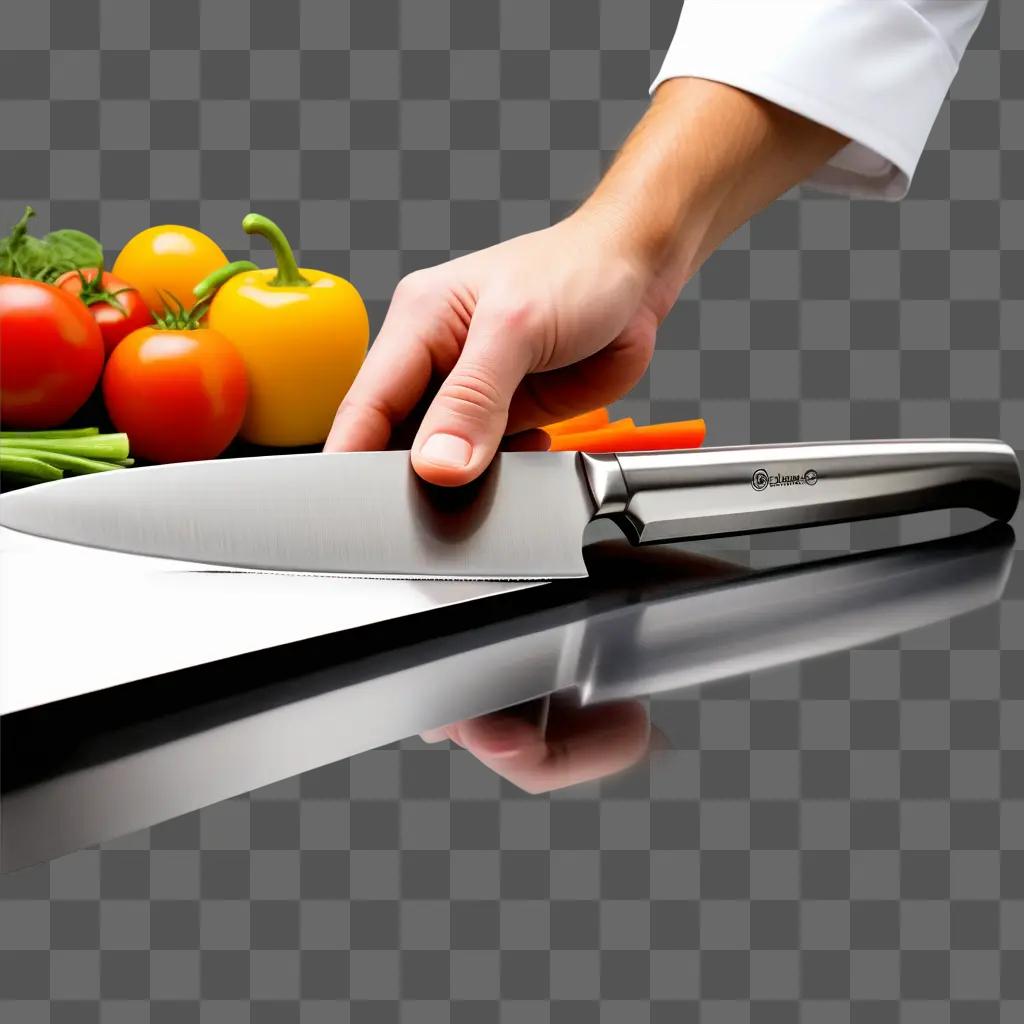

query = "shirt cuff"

[{"left": 650, "top": 0, "right": 961, "bottom": 200}]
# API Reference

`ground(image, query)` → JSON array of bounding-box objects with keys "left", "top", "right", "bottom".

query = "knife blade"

[
  {"left": 0, "top": 451, "right": 594, "bottom": 579},
  {"left": 0, "top": 440, "right": 1019, "bottom": 580}
]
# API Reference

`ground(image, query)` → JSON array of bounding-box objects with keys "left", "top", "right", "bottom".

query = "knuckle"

[
  {"left": 439, "top": 365, "right": 506, "bottom": 419},
  {"left": 482, "top": 297, "right": 541, "bottom": 335},
  {"left": 336, "top": 394, "right": 390, "bottom": 428},
  {"left": 478, "top": 297, "right": 551, "bottom": 368},
  {"left": 393, "top": 270, "right": 433, "bottom": 305},
  {"left": 335, "top": 389, "right": 371, "bottom": 416}
]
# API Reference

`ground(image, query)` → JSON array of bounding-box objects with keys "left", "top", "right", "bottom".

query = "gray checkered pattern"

[{"left": 2, "top": 0, "right": 1023, "bottom": 1019}]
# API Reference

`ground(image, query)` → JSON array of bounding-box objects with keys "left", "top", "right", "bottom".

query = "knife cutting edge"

[{"left": 0, "top": 439, "right": 1019, "bottom": 579}]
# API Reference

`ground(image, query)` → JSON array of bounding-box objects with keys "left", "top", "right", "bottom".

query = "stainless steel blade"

[{"left": 0, "top": 451, "right": 595, "bottom": 579}]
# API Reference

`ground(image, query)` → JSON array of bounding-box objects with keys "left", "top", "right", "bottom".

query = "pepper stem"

[
  {"left": 193, "top": 260, "right": 259, "bottom": 302},
  {"left": 241, "top": 213, "right": 311, "bottom": 288}
]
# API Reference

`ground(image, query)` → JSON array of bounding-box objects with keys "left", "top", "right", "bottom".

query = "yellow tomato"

[{"left": 113, "top": 225, "right": 227, "bottom": 316}]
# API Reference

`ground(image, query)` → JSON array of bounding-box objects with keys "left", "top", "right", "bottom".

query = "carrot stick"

[
  {"left": 542, "top": 408, "right": 610, "bottom": 436},
  {"left": 546, "top": 418, "right": 706, "bottom": 453},
  {"left": 541, "top": 418, "right": 633, "bottom": 447}
]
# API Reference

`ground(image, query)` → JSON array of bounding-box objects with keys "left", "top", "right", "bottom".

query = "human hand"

[
  {"left": 420, "top": 695, "right": 663, "bottom": 794},
  {"left": 325, "top": 210, "right": 663, "bottom": 485},
  {"left": 325, "top": 79, "right": 844, "bottom": 484}
]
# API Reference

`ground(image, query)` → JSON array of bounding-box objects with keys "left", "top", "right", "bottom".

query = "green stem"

[
  {"left": 0, "top": 433, "right": 129, "bottom": 461},
  {"left": 0, "top": 427, "right": 99, "bottom": 439},
  {"left": 8, "top": 206, "right": 35, "bottom": 248},
  {"left": 6, "top": 448, "right": 125, "bottom": 475},
  {"left": 0, "top": 452, "right": 62, "bottom": 482},
  {"left": 152, "top": 292, "right": 210, "bottom": 331},
  {"left": 193, "top": 260, "right": 260, "bottom": 302},
  {"left": 242, "top": 213, "right": 311, "bottom": 288},
  {"left": 71, "top": 262, "right": 135, "bottom": 316},
  {"left": 5, "top": 207, "right": 36, "bottom": 279}
]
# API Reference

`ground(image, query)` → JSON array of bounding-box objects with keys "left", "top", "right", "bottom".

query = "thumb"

[{"left": 411, "top": 305, "right": 536, "bottom": 485}]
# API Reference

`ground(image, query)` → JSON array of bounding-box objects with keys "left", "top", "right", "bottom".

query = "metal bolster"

[{"left": 580, "top": 452, "right": 629, "bottom": 515}]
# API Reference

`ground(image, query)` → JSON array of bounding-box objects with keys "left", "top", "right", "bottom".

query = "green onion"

[
  {"left": 0, "top": 452, "right": 63, "bottom": 481},
  {"left": 5, "top": 448, "right": 125, "bottom": 474},
  {"left": 0, "top": 427, "right": 99, "bottom": 439},
  {"left": 0, "top": 429, "right": 133, "bottom": 484},
  {"left": 0, "top": 432, "right": 129, "bottom": 461}
]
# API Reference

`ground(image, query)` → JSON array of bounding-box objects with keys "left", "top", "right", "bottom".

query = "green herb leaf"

[
  {"left": 38, "top": 228, "right": 103, "bottom": 282},
  {"left": 0, "top": 206, "right": 103, "bottom": 283}
]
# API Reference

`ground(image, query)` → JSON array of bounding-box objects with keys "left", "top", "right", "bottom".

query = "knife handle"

[{"left": 581, "top": 439, "right": 1020, "bottom": 545}]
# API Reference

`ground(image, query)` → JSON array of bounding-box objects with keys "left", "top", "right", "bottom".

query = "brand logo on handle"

[{"left": 752, "top": 468, "right": 819, "bottom": 491}]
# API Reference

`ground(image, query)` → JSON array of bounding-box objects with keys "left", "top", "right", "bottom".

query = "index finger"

[{"left": 324, "top": 294, "right": 454, "bottom": 452}]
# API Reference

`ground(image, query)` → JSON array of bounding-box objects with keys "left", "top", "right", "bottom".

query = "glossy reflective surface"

[
  {"left": 0, "top": 525, "right": 536, "bottom": 713},
  {"left": 0, "top": 524, "right": 1014, "bottom": 871}
]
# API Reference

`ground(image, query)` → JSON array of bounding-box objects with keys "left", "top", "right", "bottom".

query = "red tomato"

[
  {"left": 54, "top": 267, "right": 152, "bottom": 357},
  {"left": 102, "top": 326, "right": 248, "bottom": 463},
  {"left": 0, "top": 276, "right": 105, "bottom": 429}
]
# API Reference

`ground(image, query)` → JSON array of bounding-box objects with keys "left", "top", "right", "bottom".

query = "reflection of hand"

[{"left": 421, "top": 696, "right": 663, "bottom": 794}]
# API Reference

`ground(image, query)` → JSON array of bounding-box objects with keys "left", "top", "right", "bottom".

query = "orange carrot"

[
  {"left": 541, "top": 418, "right": 632, "bottom": 447},
  {"left": 505, "top": 418, "right": 632, "bottom": 452},
  {"left": 546, "top": 418, "right": 706, "bottom": 453},
  {"left": 542, "top": 408, "right": 610, "bottom": 436}
]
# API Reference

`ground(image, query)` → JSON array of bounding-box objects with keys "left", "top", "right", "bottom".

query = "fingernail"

[
  {"left": 420, "top": 727, "right": 449, "bottom": 744},
  {"left": 419, "top": 433, "right": 472, "bottom": 467}
]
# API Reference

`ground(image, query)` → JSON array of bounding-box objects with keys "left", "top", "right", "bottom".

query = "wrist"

[
  {"left": 570, "top": 188, "right": 703, "bottom": 323},
  {"left": 572, "top": 78, "right": 847, "bottom": 322},
  {"left": 558, "top": 202, "right": 663, "bottom": 326},
  {"left": 572, "top": 83, "right": 725, "bottom": 316}
]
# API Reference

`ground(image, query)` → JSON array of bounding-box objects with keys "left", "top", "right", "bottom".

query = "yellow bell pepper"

[{"left": 194, "top": 214, "right": 369, "bottom": 448}]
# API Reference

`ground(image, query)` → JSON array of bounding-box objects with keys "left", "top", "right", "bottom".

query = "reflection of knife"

[
  {"left": 1, "top": 438, "right": 1019, "bottom": 579},
  {"left": 576, "top": 523, "right": 1015, "bottom": 704},
  {"left": 2, "top": 526, "right": 1011, "bottom": 872}
]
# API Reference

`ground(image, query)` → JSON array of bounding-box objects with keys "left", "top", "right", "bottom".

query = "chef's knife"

[{"left": 0, "top": 439, "right": 1018, "bottom": 579}]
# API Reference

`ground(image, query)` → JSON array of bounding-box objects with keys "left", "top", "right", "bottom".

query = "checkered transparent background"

[{"left": 1, "top": 0, "right": 1023, "bottom": 1020}]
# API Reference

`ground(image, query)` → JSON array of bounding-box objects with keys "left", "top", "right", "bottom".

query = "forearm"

[{"left": 577, "top": 77, "right": 847, "bottom": 319}]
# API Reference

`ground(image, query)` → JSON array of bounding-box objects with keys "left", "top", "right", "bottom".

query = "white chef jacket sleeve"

[{"left": 650, "top": 0, "right": 989, "bottom": 200}]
